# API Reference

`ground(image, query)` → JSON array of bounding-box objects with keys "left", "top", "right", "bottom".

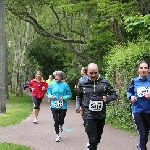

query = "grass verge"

[
  {"left": 0, "top": 91, "right": 33, "bottom": 127},
  {"left": 0, "top": 91, "right": 33, "bottom": 149},
  {"left": 0, "top": 142, "right": 32, "bottom": 150}
]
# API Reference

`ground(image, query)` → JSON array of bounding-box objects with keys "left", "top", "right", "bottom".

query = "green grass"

[
  {"left": 106, "top": 105, "right": 137, "bottom": 134},
  {"left": 0, "top": 91, "right": 33, "bottom": 149},
  {"left": 0, "top": 92, "right": 33, "bottom": 127},
  {"left": 0, "top": 142, "right": 31, "bottom": 150},
  {"left": 106, "top": 116, "right": 137, "bottom": 134}
]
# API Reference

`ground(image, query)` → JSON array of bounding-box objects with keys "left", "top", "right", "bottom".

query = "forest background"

[{"left": 4, "top": 0, "right": 150, "bottom": 131}]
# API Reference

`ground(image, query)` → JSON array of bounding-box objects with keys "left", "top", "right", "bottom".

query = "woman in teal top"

[{"left": 47, "top": 71, "right": 72, "bottom": 142}]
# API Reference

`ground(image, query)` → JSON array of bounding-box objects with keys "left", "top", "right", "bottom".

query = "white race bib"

[
  {"left": 89, "top": 100, "right": 103, "bottom": 111},
  {"left": 54, "top": 101, "right": 63, "bottom": 108},
  {"left": 137, "top": 87, "right": 150, "bottom": 97}
]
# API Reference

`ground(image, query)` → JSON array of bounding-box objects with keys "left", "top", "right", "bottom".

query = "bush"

[{"left": 103, "top": 38, "right": 150, "bottom": 132}]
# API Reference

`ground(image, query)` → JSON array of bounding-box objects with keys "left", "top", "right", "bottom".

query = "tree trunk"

[
  {"left": 7, "top": 18, "right": 21, "bottom": 93},
  {"left": 16, "top": 18, "right": 31, "bottom": 96},
  {"left": 16, "top": 73, "right": 23, "bottom": 97},
  {"left": 0, "top": 0, "right": 7, "bottom": 113},
  {"left": 11, "top": 44, "right": 20, "bottom": 93},
  {"left": 110, "top": 19, "right": 124, "bottom": 44},
  {"left": 136, "top": 0, "right": 150, "bottom": 15}
]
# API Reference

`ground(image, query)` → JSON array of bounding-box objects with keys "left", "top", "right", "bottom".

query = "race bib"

[
  {"left": 137, "top": 87, "right": 150, "bottom": 97},
  {"left": 54, "top": 101, "right": 63, "bottom": 108},
  {"left": 89, "top": 100, "right": 103, "bottom": 111}
]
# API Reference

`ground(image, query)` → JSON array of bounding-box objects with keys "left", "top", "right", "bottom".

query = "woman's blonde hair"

[{"left": 36, "top": 71, "right": 41, "bottom": 74}]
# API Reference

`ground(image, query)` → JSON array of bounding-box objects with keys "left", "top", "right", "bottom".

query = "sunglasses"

[{"left": 89, "top": 72, "right": 98, "bottom": 75}]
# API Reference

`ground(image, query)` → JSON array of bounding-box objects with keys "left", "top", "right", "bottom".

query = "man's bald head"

[
  {"left": 87, "top": 63, "right": 99, "bottom": 81},
  {"left": 87, "top": 63, "right": 98, "bottom": 70}
]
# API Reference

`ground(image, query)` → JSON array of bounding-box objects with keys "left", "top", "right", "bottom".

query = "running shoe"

[
  {"left": 86, "top": 143, "right": 90, "bottom": 150},
  {"left": 56, "top": 135, "right": 61, "bottom": 142},
  {"left": 137, "top": 144, "right": 140, "bottom": 150},
  {"left": 33, "top": 118, "right": 38, "bottom": 124}
]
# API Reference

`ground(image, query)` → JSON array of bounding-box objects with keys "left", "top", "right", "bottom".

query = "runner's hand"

[
  {"left": 131, "top": 96, "right": 137, "bottom": 103},
  {"left": 42, "top": 86, "right": 45, "bottom": 90},
  {"left": 32, "top": 88, "right": 35, "bottom": 91},
  {"left": 52, "top": 96, "right": 56, "bottom": 99},
  {"left": 145, "top": 92, "right": 150, "bottom": 99},
  {"left": 103, "top": 96, "right": 107, "bottom": 102},
  {"left": 59, "top": 96, "right": 63, "bottom": 101},
  {"left": 76, "top": 109, "right": 80, "bottom": 113},
  {"left": 74, "top": 85, "right": 79, "bottom": 89},
  {"left": 76, "top": 107, "right": 82, "bottom": 113}
]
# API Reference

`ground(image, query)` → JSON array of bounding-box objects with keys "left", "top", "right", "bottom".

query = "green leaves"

[
  {"left": 124, "top": 14, "right": 150, "bottom": 39},
  {"left": 28, "top": 37, "right": 72, "bottom": 78},
  {"left": 104, "top": 38, "right": 150, "bottom": 132}
]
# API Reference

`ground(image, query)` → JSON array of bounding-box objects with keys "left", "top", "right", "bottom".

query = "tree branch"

[
  {"left": 50, "top": 5, "right": 62, "bottom": 33},
  {"left": 68, "top": 43, "right": 91, "bottom": 62},
  {"left": 8, "top": 10, "right": 85, "bottom": 44}
]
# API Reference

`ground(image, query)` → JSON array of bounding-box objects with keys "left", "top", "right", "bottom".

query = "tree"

[
  {"left": 124, "top": 14, "right": 150, "bottom": 40},
  {"left": 0, "top": 0, "right": 8, "bottom": 113},
  {"left": 28, "top": 37, "right": 72, "bottom": 79},
  {"left": 6, "top": 10, "right": 37, "bottom": 96},
  {"left": 6, "top": 0, "right": 137, "bottom": 64},
  {"left": 6, "top": 0, "right": 144, "bottom": 80}
]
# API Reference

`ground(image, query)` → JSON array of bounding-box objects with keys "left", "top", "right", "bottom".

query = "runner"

[
  {"left": 74, "top": 67, "right": 88, "bottom": 89},
  {"left": 127, "top": 60, "right": 150, "bottom": 150},
  {"left": 75, "top": 67, "right": 89, "bottom": 115},
  {"left": 76, "top": 63, "right": 117, "bottom": 150},
  {"left": 47, "top": 71, "right": 72, "bottom": 142},
  {"left": 46, "top": 75, "right": 55, "bottom": 86},
  {"left": 29, "top": 71, "right": 48, "bottom": 124},
  {"left": 46, "top": 75, "right": 55, "bottom": 103}
]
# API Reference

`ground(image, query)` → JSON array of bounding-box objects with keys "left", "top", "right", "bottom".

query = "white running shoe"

[
  {"left": 137, "top": 144, "right": 140, "bottom": 150},
  {"left": 33, "top": 118, "right": 38, "bottom": 124},
  {"left": 56, "top": 135, "right": 61, "bottom": 142},
  {"left": 59, "top": 125, "right": 63, "bottom": 132},
  {"left": 86, "top": 143, "right": 90, "bottom": 150}
]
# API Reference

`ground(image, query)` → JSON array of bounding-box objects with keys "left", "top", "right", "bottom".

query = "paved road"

[{"left": 0, "top": 93, "right": 150, "bottom": 150}]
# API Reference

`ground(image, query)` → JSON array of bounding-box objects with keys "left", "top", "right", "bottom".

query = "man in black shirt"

[{"left": 76, "top": 63, "right": 117, "bottom": 150}]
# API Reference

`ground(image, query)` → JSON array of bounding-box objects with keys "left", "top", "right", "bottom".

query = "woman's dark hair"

[
  {"left": 83, "top": 67, "right": 88, "bottom": 74},
  {"left": 137, "top": 60, "right": 150, "bottom": 69}
]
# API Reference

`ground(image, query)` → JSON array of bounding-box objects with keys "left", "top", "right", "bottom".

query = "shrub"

[{"left": 104, "top": 38, "right": 150, "bottom": 131}]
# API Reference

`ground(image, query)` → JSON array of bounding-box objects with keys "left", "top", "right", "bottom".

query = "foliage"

[
  {"left": 106, "top": 102, "right": 136, "bottom": 133},
  {"left": 28, "top": 37, "right": 73, "bottom": 79},
  {"left": 6, "top": 0, "right": 138, "bottom": 66},
  {"left": 0, "top": 91, "right": 32, "bottom": 127},
  {"left": 124, "top": 14, "right": 150, "bottom": 40},
  {"left": 104, "top": 38, "right": 150, "bottom": 85},
  {"left": 103, "top": 38, "right": 150, "bottom": 131},
  {"left": 0, "top": 142, "right": 32, "bottom": 150}
]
